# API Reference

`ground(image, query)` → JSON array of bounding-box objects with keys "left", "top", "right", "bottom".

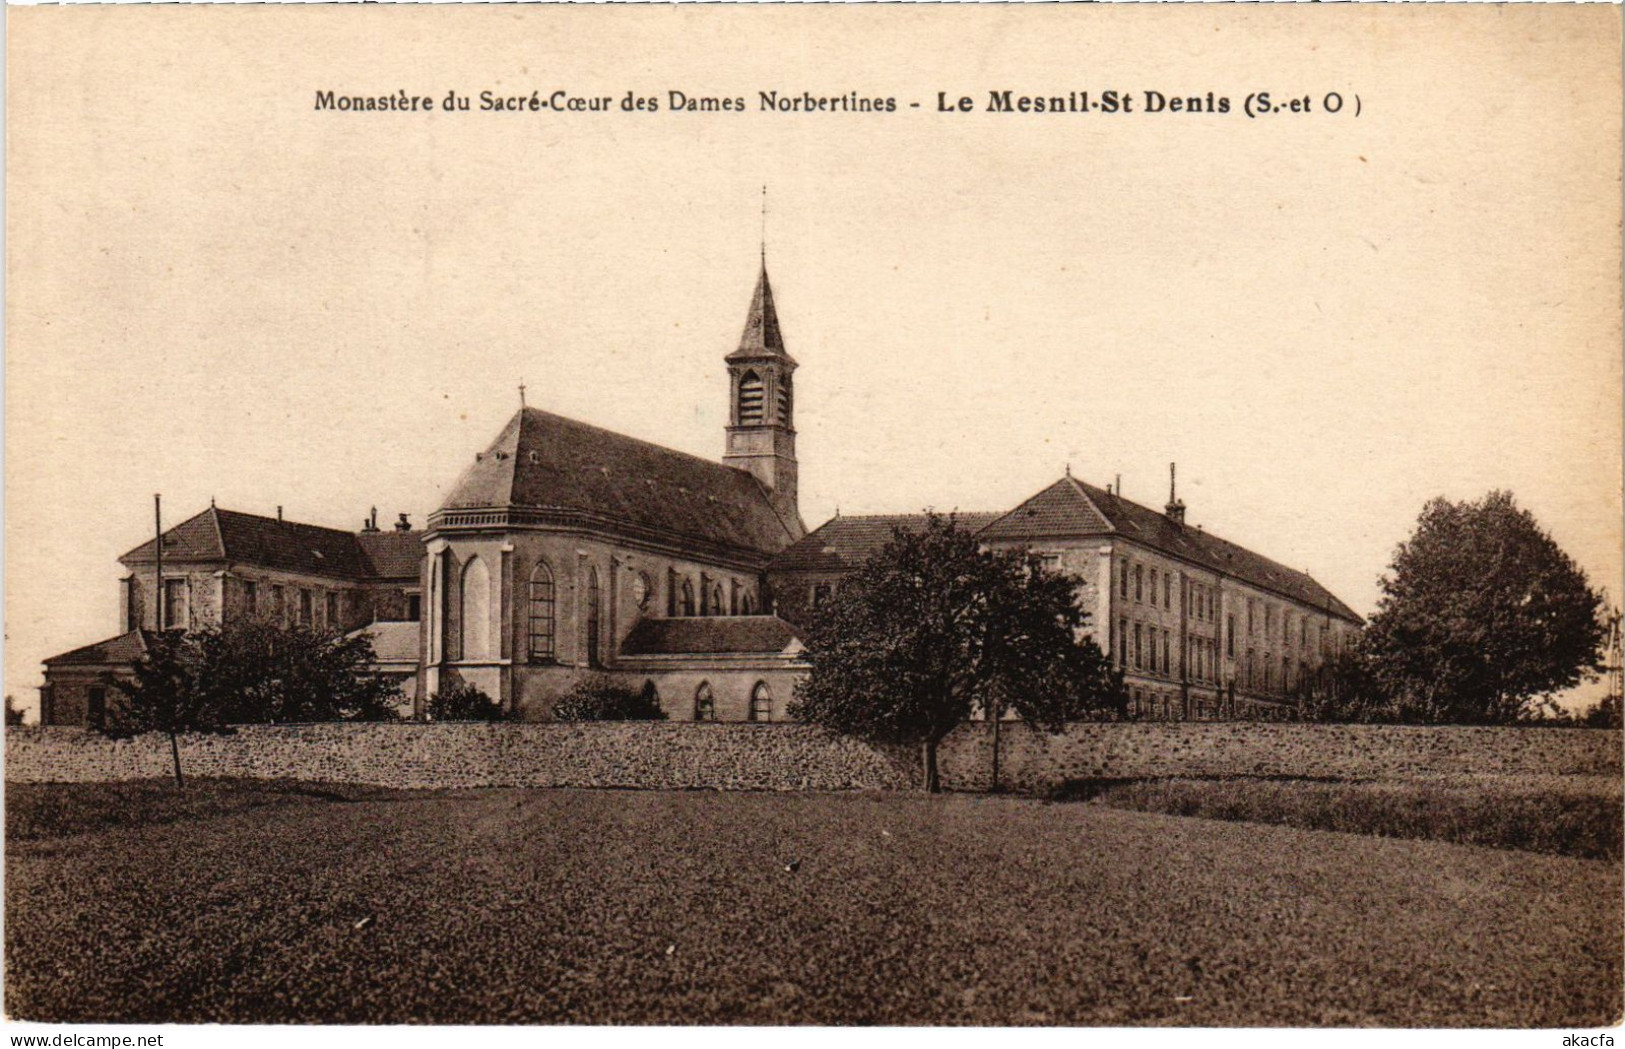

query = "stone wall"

[
  {"left": 2, "top": 723, "right": 917, "bottom": 792},
  {"left": 938, "top": 722, "right": 1624, "bottom": 793},
  {"left": 5, "top": 722, "right": 1618, "bottom": 793}
]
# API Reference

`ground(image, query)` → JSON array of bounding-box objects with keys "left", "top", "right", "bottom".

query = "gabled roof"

[
  {"left": 620, "top": 615, "right": 802, "bottom": 656},
  {"left": 982, "top": 477, "right": 1361, "bottom": 623},
  {"left": 726, "top": 264, "right": 794, "bottom": 364},
  {"left": 44, "top": 630, "right": 150, "bottom": 667},
  {"left": 438, "top": 407, "right": 799, "bottom": 557},
  {"left": 356, "top": 531, "right": 425, "bottom": 580},
  {"left": 119, "top": 507, "right": 421, "bottom": 582},
  {"left": 768, "top": 512, "right": 1003, "bottom": 574}
]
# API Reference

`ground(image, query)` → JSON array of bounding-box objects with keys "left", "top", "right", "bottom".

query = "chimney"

[
  {"left": 395, "top": 512, "right": 412, "bottom": 532},
  {"left": 277, "top": 505, "right": 283, "bottom": 522},
  {"left": 1165, "top": 462, "right": 1186, "bottom": 525},
  {"left": 362, "top": 507, "right": 380, "bottom": 533},
  {"left": 1114, "top": 474, "right": 1121, "bottom": 498}
]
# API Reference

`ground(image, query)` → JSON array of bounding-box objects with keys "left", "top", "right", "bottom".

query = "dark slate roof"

[
  {"left": 439, "top": 407, "right": 799, "bottom": 556},
  {"left": 44, "top": 630, "right": 150, "bottom": 667},
  {"left": 348, "top": 620, "right": 421, "bottom": 665},
  {"left": 356, "top": 531, "right": 425, "bottom": 580},
  {"left": 981, "top": 477, "right": 1361, "bottom": 623},
  {"left": 726, "top": 264, "right": 794, "bottom": 364},
  {"left": 121, "top": 507, "right": 420, "bottom": 582},
  {"left": 768, "top": 512, "right": 1003, "bottom": 574},
  {"left": 620, "top": 615, "right": 802, "bottom": 656}
]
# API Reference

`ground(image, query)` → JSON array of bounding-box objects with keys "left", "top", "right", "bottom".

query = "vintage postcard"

[{"left": 5, "top": 3, "right": 1621, "bottom": 1033}]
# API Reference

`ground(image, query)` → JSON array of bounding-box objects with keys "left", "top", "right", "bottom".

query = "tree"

[
  {"left": 1362, "top": 491, "right": 1607, "bottom": 724},
  {"left": 426, "top": 682, "right": 507, "bottom": 722},
  {"left": 4, "top": 695, "right": 24, "bottom": 727},
  {"left": 790, "top": 513, "right": 1124, "bottom": 792},
  {"left": 109, "top": 630, "right": 226, "bottom": 786},
  {"left": 209, "top": 622, "right": 401, "bottom": 724},
  {"left": 551, "top": 675, "right": 667, "bottom": 721}
]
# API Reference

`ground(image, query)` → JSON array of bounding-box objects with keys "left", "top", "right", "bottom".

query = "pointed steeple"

[{"left": 728, "top": 263, "right": 792, "bottom": 363}]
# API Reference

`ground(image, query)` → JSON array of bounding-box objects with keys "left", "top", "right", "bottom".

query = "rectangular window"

[
  {"left": 1120, "top": 561, "right": 1129, "bottom": 599},
  {"left": 1148, "top": 569, "right": 1158, "bottom": 607},
  {"left": 1163, "top": 575, "right": 1171, "bottom": 609},
  {"left": 298, "top": 589, "right": 313, "bottom": 626},
  {"left": 1162, "top": 634, "right": 1170, "bottom": 675},
  {"left": 271, "top": 585, "right": 286, "bottom": 623},
  {"left": 1118, "top": 617, "right": 1128, "bottom": 668},
  {"left": 326, "top": 592, "right": 339, "bottom": 628},
  {"left": 244, "top": 581, "right": 258, "bottom": 617},
  {"left": 1227, "top": 615, "right": 1236, "bottom": 658},
  {"left": 408, "top": 594, "right": 422, "bottom": 622},
  {"left": 1134, "top": 565, "right": 1143, "bottom": 603}
]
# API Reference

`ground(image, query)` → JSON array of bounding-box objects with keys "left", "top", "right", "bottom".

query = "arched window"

[
  {"left": 461, "top": 555, "right": 491, "bottom": 659},
  {"left": 586, "top": 566, "right": 601, "bottom": 668},
  {"left": 694, "top": 682, "right": 715, "bottom": 721},
  {"left": 738, "top": 370, "right": 764, "bottom": 424},
  {"left": 528, "top": 560, "right": 555, "bottom": 662},
  {"left": 741, "top": 591, "right": 754, "bottom": 615},
  {"left": 681, "top": 578, "right": 695, "bottom": 617},
  {"left": 749, "top": 682, "right": 772, "bottom": 723},
  {"left": 641, "top": 680, "right": 660, "bottom": 713},
  {"left": 711, "top": 584, "right": 725, "bottom": 617}
]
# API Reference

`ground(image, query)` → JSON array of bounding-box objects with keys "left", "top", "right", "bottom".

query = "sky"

[{"left": 7, "top": 5, "right": 1621, "bottom": 716}]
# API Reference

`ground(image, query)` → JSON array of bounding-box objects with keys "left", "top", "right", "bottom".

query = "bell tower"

[{"left": 724, "top": 261, "right": 802, "bottom": 535}]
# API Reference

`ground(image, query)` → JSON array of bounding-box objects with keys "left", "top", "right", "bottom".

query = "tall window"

[
  {"left": 244, "top": 581, "right": 258, "bottom": 617},
  {"left": 1148, "top": 569, "right": 1158, "bottom": 607},
  {"left": 1133, "top": 623, "right": 1143, "bottom": 669},
  {"left": 738, "top": 370, "right": 765, "bottom": 424},
  {"left": 681, "top": 579, "right": 696, "bottom": 617},
  {"left": 461, "top": 556, "right": 491, "bottom": 660},
  {"left": 1162, "top": 634, "right": 1171, "bottom": 675},
  {"left": 325, "top": 592, "right": 339, "bottom": 628},
  {"left": 1134, "top": 565, "right": 1143, "bottom": 603},
  {"left": 750, "top": 682, "right": 772, "bottom": 723},
  {"left": 586, "top": 567, "right": 601, "bottom": 668},
  {"left": 712, "top": 584, "right": 725, "bottom": 617},
  {"left": 528, "top": 561, "right": 555, "bottom": 661},
  {"left": 1120, "top": 562, "right": 1129, "bottom": 599},
  {"left": 271, "top": 585, "right": 286, "bottom": 625},
  {"left": 298, "top": 588, "right": 313, "bottom": 626},
  {"left": 1227, "top": 615, "right": 1236, "bottom": 658},
  {"left": 1118, "top": 617, "right": 1128, "bottom": 667},
  {"left": 694, "top": 682, "right": 715, "bottom": 721},
  {"left": 163, "top": 578, "right": 187, "bottom": 629},
  {"left": 1163, "top": 575, "right": 1171, "bottom": 608}
]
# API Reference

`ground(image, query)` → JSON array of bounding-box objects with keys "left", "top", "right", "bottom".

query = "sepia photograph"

[{"left": 4, "top": 3, "right": 1622, "bottom": 1031}]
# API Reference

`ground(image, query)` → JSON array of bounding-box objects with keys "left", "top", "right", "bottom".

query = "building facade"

[{"left": 39, "top": 260, "right": 1360, "bottom": 727}]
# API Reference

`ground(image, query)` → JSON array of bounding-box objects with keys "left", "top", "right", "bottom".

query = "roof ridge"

[{"left": 517, "top": 406, "right": 754, "bottom": 481}]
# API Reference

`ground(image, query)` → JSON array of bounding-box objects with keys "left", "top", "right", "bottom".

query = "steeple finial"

[
  {"left": 519, "top": 381, "right": 526, "bottom": 409},
  {"left": 760, "top": 184, "right": 768, "bottom": 264}
]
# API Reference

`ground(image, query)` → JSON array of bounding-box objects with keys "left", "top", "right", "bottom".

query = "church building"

[{"left": 38, "top": 258, "right": 1361, "bottom": 727}]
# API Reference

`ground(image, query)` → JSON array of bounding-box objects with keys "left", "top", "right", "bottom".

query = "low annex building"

[{"left": 39, "top": 259, "right": 1360, "bottom": 727}]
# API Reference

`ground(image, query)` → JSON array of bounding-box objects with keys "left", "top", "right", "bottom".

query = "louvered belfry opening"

[
  {"left": 775, "top": 377, "right": 791, "bottom": 426},
  {"left": 738, "top": 370, "right": 765, "bottom": 425}
]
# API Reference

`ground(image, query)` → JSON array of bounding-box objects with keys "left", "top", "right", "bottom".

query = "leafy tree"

[
  {"left": 4, "top": 695, "right": 24, "bottom": 727},
  {"left": 109, "top": 630, "right": 227, "bottom": 786},
  {"left": 1362, "top": 491, "right": 1607, "bottom": 724},
  {"left": 790, "top": 513, "right": 1125, "bottom": 792},
  {"left": 1582, "top": 693, "right": 1621, "bottom": 729},
  {"left": 551, "top": 675, "right": 667, "bottom": 721},
  {"left": 426, "top": 682, "right": 508, "bottom": 722},
  {"left": 210, "top": 622, "right": 401, "bottom": 724},
  {"left": 1296, "top": 642, "right": 1389, "bottom": 723}
]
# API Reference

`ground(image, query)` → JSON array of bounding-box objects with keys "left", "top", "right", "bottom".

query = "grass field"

[{"left": 6, "top": 780, "right": 1621, "bottom": 1026}]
